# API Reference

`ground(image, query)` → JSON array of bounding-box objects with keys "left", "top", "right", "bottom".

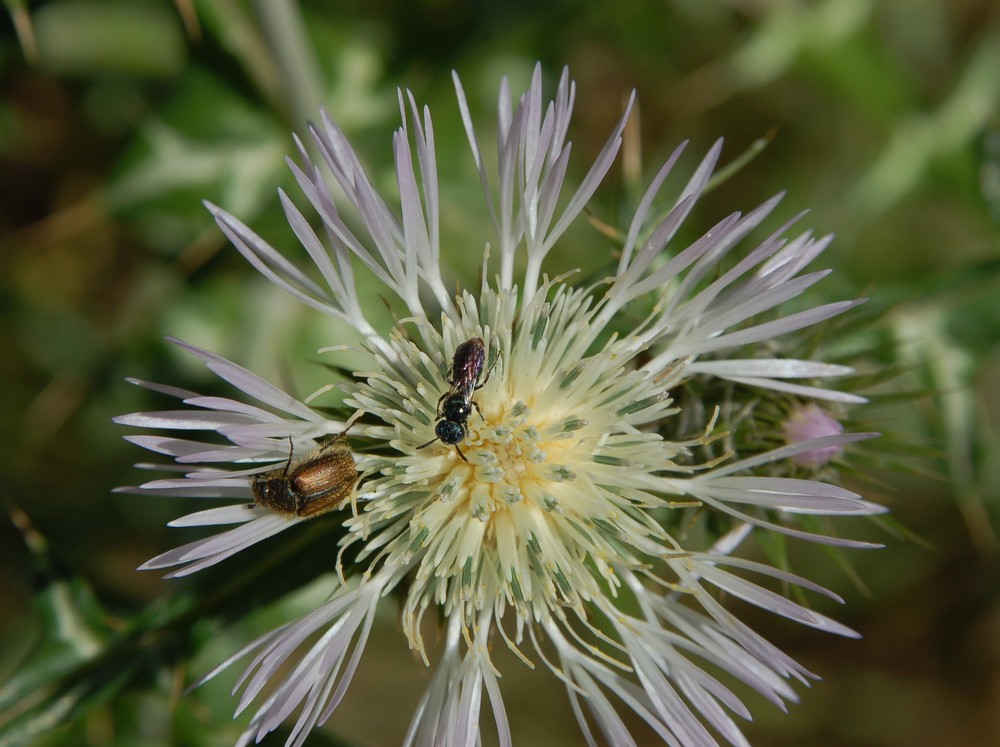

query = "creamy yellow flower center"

[{"left": 441, "top": 399, "right": 586, "bottom": 521}]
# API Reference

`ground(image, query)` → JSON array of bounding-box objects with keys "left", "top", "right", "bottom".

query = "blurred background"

[{"left": 1, "top": 0, "right": 999, "bottom": 745}]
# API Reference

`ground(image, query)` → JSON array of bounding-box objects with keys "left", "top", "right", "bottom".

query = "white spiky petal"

[{"left": 118, "top": 64, "right": 883, "bottom": 747}]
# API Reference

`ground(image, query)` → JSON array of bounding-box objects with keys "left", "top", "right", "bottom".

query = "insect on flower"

[
  {"left": 418, "top": 336, "right": 493, "bottom": 461},
  {"left": 252, "top": 434, "right": 358, "bottom": 517}
]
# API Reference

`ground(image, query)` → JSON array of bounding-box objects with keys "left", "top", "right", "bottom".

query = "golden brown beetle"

[{"left": 251, "top": 435, "right": 358, "bottom": 518}]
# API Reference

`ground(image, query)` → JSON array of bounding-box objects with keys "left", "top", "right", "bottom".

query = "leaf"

[{"left": 0, "top": 509, "right": 110, "bottom": 716}]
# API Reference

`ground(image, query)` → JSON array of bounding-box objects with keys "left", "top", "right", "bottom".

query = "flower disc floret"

[{"left": 344, "top": 284, "right": 690, "bottom": 654}]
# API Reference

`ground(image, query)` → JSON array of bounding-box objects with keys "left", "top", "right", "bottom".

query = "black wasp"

[{"left": 418, "top": 337, "right": 494, "bottom": 461}]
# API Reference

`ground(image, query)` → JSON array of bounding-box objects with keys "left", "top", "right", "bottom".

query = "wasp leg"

[{"left": 435, "top": 390, "right": 449, "bottom": 418}]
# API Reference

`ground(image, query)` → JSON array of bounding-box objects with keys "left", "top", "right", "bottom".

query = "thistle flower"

[
  {"left": 118, "top": 65, "right": 884, "bottom": 746},
  {"left": 783, "top": 403, "right": 847, "bottom": 467}
]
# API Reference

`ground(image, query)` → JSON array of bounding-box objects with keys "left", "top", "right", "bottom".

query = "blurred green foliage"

[{"left": 1, "top": 1, "right": 998, "bottom": 745}]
